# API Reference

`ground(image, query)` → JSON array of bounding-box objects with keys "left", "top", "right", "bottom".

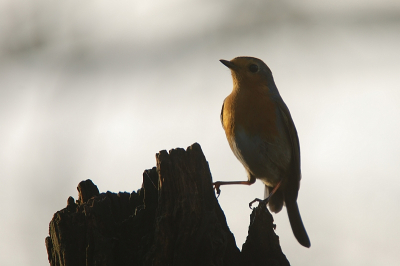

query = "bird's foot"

[
  {"left": 249, "top": 197, "right": 268, "bottom": 209},
  {"left": 212, "top": 182, "right": 222, "bottom": 197}
]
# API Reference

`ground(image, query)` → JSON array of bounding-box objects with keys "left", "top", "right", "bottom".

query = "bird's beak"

[{"left": 220, "top": 59, "right": 236, "bottom": 70}]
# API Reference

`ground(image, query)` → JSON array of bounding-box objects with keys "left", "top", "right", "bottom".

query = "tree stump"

[{"left": 45, "top": 143, "right": 290, "bottom": 266}]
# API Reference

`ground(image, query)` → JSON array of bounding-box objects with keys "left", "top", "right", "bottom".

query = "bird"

[{"left": 213, "top": 56, "right": 310, "bottom": 248}]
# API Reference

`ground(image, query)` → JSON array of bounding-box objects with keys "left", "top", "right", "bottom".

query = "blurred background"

[{"left": 1, "top": 0, "right": 400, "bottom": 265}]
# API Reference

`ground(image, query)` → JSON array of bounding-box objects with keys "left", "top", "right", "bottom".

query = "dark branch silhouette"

[{"left": 45, "top": 143, "right": 290, "bottom": 266}]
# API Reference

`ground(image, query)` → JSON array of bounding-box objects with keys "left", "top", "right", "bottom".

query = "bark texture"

[{"left": 45, "top": 143, "right": 290, "bottom": 266}]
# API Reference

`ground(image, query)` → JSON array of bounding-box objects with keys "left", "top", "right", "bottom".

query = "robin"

[{"left": 213, "top": 56, "right": 310, "bottom": 248}]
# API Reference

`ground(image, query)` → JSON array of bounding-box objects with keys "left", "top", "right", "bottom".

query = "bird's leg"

[
  {"left": 249, "top": 180, "right": 283, "bottom": 209},
  {"left": 213, "top": 180, "right": 254, "bottom": 196}
]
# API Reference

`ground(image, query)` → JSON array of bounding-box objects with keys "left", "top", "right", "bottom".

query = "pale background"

[{"left": 1, "top": 0, "right": 400, "bottom": 265}]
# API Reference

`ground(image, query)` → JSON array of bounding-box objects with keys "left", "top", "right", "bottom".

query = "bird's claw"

[
  {"left": 213, "top": 182, "right": 221, "bottom": 198},
  {"left": 248, "top": 198, "right": 266, "bottom": 209}
]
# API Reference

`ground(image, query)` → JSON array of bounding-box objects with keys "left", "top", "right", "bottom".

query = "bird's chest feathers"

[
  {"left": 223, "top": 89, "right": 279, "bottom": 140},
  {"left": 222, "top": 88, "right": 290, "bottom": 182}
]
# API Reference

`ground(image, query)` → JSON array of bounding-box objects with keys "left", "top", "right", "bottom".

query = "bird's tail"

[{"left": 285, "top": 199, "right": 311, "bottom": 248}]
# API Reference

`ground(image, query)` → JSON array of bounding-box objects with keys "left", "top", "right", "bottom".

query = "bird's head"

[{"left": 220, "top": 56, "right": 276, "bottom": 93}]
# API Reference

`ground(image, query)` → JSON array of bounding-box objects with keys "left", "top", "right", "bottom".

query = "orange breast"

[{"left": 222, "top": 85, "right": 278, "bottom": 141}]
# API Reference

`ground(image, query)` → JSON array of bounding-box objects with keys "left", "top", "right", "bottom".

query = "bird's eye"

[{"left": 248, "top": 64, "right": 258, "bottom": 73}]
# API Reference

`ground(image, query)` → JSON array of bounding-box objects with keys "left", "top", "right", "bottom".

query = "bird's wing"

[
  {"left": 275, "top": 99, "right": 310, "bottom": 247},
  {"left": 275, "top": 98, "right": 301, "bottom": 197}
]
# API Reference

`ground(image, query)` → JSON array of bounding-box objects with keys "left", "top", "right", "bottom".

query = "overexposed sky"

[{"left": 1, "top": 1, "right": 400, "bottom": 265}]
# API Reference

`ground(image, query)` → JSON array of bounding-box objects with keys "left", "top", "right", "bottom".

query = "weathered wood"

[
  {"left": 45, "top": 143, "right": 290, "bottom": 266},
  {"left": 242, "top": 207, "right": 290, "bottom": 266}
]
